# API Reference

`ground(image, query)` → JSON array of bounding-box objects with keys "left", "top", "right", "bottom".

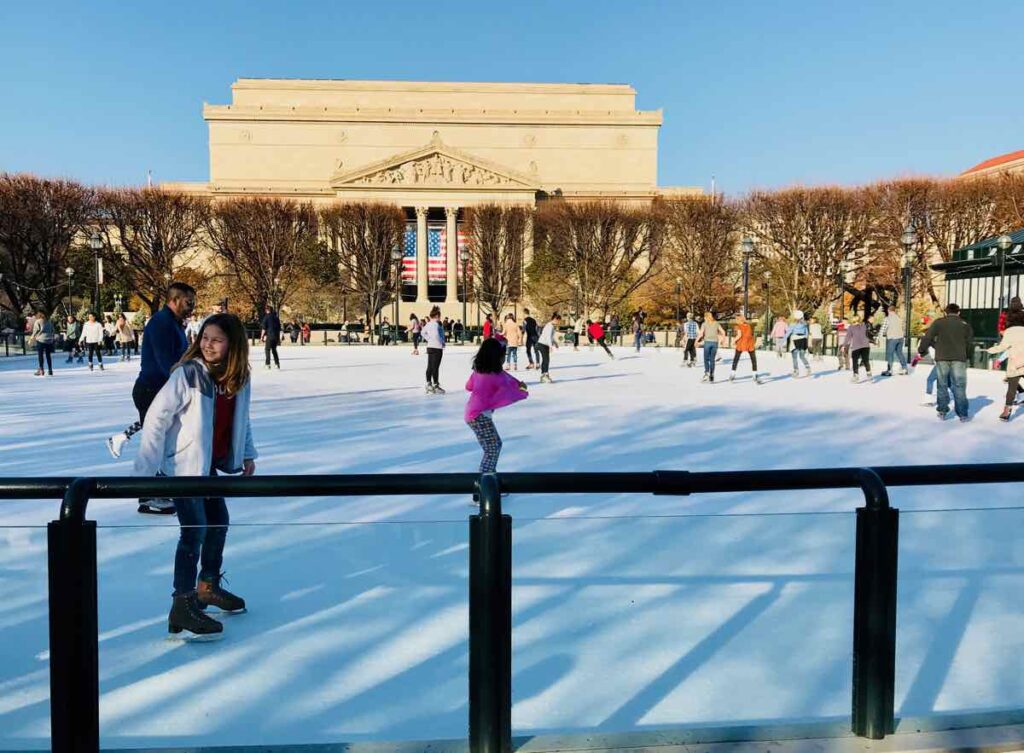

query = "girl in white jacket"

[
  {"left": 80, "top": 313, "right": 106, "bottom": 371},
  {"left": 987, "top": 309, "right": 1024, "bottom": 422},
  {"left": 134, "top": 313, "right": 258, "bottom": 640}
]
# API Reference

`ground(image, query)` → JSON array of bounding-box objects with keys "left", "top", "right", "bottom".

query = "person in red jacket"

[
  {"left": 587, "top": 320, "right": 614, "bottom": 359},
  {"left": 482, "top": 313, "right": 494, "bottom": 339}
]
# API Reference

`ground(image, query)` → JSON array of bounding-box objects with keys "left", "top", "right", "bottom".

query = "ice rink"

[{"left": 1, "top": 342, "right": 1021, "bottom": 749}]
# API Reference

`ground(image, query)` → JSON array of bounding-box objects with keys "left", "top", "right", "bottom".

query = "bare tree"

[
  {"left": 0, "top": 173, "right": 96, "bottom": 321},
  {"left": 97, "top": 188, "right": 210, "bottom": 314},
  {"left": 532, "top": 200, "right": 664, "bottom": 318},
  {"left": 318, "top": 202, "right": 406, "bottom": 332},
  {"left": 463, "top": 204, "right": 530, "bottom": 316},
  {"left": 206, "top": 197, "right": 318, "bottom": 318},
  {"left": 662, "top": 196, "right": 742, "bottom": 317},
  {"left": 743, "top": 186, "right": 875, "bottom": 315}
]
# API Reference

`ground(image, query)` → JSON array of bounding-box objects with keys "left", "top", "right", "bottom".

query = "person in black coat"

[{"left": 261, "top": 306, "right": 282, "bottom": 369}]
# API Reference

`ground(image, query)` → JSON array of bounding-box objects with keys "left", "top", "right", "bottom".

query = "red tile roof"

[{"left": 961, "top": 149, "right": 1024, "bottom": 176}]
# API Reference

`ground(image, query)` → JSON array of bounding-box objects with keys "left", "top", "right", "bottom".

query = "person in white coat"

[
  {"left": 80, "top": 313, "right": 106, "bottom": 371},
  {"left": 987, "top": 308, "right": 1024, "bottom": 422},
  {"left": 134, "top": 313, "right": 257, "bottom": 640},
  {"left": 422, "top": 305, "right": 446, "bottom": 394},
  {"left": 537, "top": 312, "right": 562, "bottom": 383}
]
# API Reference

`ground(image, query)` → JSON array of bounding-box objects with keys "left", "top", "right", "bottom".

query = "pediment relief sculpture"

[{"left": 353, "top": 153, "right": 515, "bottom": 187}]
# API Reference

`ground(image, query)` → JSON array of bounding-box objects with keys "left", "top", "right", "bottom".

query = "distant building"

[
  {"left": 960, "top": 149, "right": 1024, "bottom": 179},
  {"left": 165, "top": 78, "right": 701, "bottom": 319}
]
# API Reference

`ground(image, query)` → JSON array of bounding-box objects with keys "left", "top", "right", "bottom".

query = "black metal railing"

[{"left": 3, "top": 462, "right": 1024, "bottom": 753}]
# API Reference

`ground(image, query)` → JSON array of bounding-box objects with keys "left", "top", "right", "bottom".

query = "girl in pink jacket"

[{"left": 465, "top": 338, "right": 528, "bottom": 473}]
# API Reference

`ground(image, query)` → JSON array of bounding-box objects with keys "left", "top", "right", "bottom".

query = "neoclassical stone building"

[{"left": 166, "top": 78, "right": 699, "bottom": 319}]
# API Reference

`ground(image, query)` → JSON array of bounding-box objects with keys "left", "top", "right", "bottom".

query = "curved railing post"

[
  {"left": 851, "top": 467, "right": 898, "bottom": 739},
  {"left": 469, "top": 473, "right": 512, "bottom": 753},
  {"left": 49, "top": 477, "right": 99, "bottom": 753}
]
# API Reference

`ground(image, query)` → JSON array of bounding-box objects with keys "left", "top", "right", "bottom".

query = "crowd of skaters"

[{"left": 12, "top": 277, "right": 1024, "bottom": 640}]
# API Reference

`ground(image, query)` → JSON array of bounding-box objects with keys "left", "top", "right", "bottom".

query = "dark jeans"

[
  {"left": 525, "top": 336, "right": 538, "bottom": 364},
  {"left": 426, "top": 347, "right": 443, "bottom": 386},
  {"left": 173, "top": 491, "right": 229, "bottom": 596},
  {"left": 86, "top": 343, "right": 103, "bottom": 364},
  {"left": 685, "top": 337, "right": 697, "bottom": 363},
  {"left": 703, "top": 342, "right": 719, "bottom": 377},
  {"left": 131, "top": 381, "right": 161, "bottom": 504},
  {"left": 852, "top": 347, "right": 871, "bottom": 374},
  {"left": 595, "top": 337, "right": 613, "bottom": 356},
  {"left": 265, "top": 337, "right": 280, "bottom": 367},
  {"left": 536, "top": 343, "right": 551, "bottom": 374},
  {"left": 935, "top": 360, "right": 969, "bottom": 418},
  {"left": 36, "top": 342, "right": 53, "bottom": 373}
]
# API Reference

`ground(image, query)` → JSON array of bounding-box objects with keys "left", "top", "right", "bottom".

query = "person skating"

[
  {"left": 786, "top": 311, "right": 812, "bottom": 378},
  {"left": 771, "top": 316, "right": 788, "bottom": 358},
  {"left": 409, "top": 313, "right": 422, "bottom": 355},
  {"left": 588, "top": 319, "right": 614, "bottom": 359},
  {"left": 106, "top": 282, "right": 195, "bottom": 517},
  {"left": 696, "top": 311, "right": 724, "bottom": 382},
  {"left": 632, "top": 314, "right": 644, "bottom": 352},
  {"left": 501, "top": 313, "right": 522, "bottom": 370},
  {"left": 729, "top": 314, "right": 761, "bottom": 384},
  {"left": 846, "top": 316, "right": 873, "bottom": 382},
  {"left": 465, "top": 338, "right": 529, "bottom": 473},
  {"left": 134, "top": 313, "right": 257, "bottom": 640},
  {"left": 571, "top": 316, "right": 583, "bottom": 351},
  {"left": 523, "top": 308, "right": 539, "bottom": 369},
  {"left": 482, "top": 313, "right": 494, "bottom": 340},
  {"left": 987, "top": 308, "right": 1024, "bottom": 421},
  {"left": 260, "top": 305, "right": 282, "bottom": 369},
  {"left": 537, "top": 312, "right": 561, "bottom": 383},
  {"left": 835, "top": 318, "right": 850, "bottom": 370},
  {"left": 809, "top": 317, "right": 824, "bottom": 361},
  {"left": 115, "top": 314, "right": 135, "bottom": 361},
  {"left": 879, "top": 306, "right": 909, "bottom": 376},
  {"left": 917, "top": 303, "right": 973, "bottom": 422},
  {"left": 80, "top": 313, "right": 106, "bottom": 371},
  {"left": 423, "top": 306, "right": 446, "bottom": 393},
  {"left": 64, "top": 315, "right": 82, "bottom": 363},
  {"left": 29, "top": 311, "right": 55, "bottom": 377},
  {"left": 682, "top": 313, "right": 699, "bottom": 367}
]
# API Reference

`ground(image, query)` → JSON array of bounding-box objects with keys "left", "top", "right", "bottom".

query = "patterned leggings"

[{"left": 468, "top": 413, "right": 502, "bottom": 473}]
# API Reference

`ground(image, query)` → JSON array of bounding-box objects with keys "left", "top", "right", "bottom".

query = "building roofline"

[
  {"left": 231, "top": 78, "right": 637, "bottom": 95},
  {"left": 961, "top": 149, "right": 1024, "bottom": 176}
]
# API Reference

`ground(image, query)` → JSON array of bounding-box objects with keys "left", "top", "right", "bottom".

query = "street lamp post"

[
  {"left": 763, "top": 270, "right": 772, "bottom": 348},
  {"left": 65, "top": 267, "right": 74, "bottom": 316},
  {"left": 460, "top": 248, "right": 469, "bottom": 343},
  {"left": 391, "top": 247, "right": 402, "bottom": 345},
  {"left": 741, "top": 236, "right": 754, "bottom": 317},
  {"left": 996, "top": 233, "right": 1014, "bottom": 317},
  {"left": 674, "top": 276, "right": 682, "bottom": 321},
  {"left": 900, "top": 224, "right": 918, "bottom": 354},
  {"left": 89, "top": 232, "right": 102, "bottom": 314}
]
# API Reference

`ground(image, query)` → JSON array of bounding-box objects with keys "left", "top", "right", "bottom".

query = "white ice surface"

[{"left": 0, "top": 344, "right": 1022, "bottom": 749}]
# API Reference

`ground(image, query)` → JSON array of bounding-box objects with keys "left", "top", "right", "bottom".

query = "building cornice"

[
  {"left": 204, "top": 104, "right": 663, "bottom": 127},
  {"left": 231, "top": 78, "right": 637, "bottom": 96}
]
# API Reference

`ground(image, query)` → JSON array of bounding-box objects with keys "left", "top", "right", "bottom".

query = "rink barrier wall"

[{"left": 4, "top": 462, "right": 1024, "bottom": 753}]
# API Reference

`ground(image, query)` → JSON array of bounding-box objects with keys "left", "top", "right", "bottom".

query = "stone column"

[
  {"left": 523, "top": 209, "right": 534, "bottom": 304},
  {"left": 415, "top": 206, "right": 429, "bottom": 304},
  {"left": 445, "top": 206, "right": 459, "bottom": 303}
]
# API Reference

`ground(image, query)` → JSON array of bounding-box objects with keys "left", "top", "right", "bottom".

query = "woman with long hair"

[
  {"left": 134, "top": 313, "right": 257, "bottom": 640},
  {"left": 465, "top": 338, "right": 528, "bottom": 472},
  {"left": 696, "top": 311, "right": 724, "bottom": 382},
  {"left": 729, "top": 313, "right": 761, "bottom": 384}
]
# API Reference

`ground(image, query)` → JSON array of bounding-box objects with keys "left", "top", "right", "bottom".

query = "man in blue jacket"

[{"left": 106, "top": 282, "right": 196, "bottom": 513}]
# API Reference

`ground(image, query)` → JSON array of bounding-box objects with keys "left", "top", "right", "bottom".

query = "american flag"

[
  {"left": 455, "top": 225, "right": 471, "bottom": 283},
  {"left": 428, "top": 226, "right": 447, "bottom": 282},
  {"left": 402, "top": 226, "right": 416, "bottom": 283}
]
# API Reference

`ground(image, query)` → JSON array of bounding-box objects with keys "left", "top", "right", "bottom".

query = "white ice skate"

[{"left": 106, "top": 432, "right": 129, "bottom": 459}]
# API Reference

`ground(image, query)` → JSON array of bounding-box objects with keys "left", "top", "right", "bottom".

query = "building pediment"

[{"left": 331, "top": 132, "right": 538, "bottom": 191}]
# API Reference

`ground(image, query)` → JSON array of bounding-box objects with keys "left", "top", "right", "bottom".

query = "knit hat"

[{"left": 793, "top": 310, "right": 804, "bottom": 320}]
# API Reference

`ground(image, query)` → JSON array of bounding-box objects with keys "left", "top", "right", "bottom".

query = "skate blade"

[
  {"left": 105, "top": 438, "right": 121, "bottom": 459},
  {"left": 166, "top": 630, "right": 223, "bottom": 643},
  {"left": 203, "top": 606, "right": 247, "bottom": 616}
]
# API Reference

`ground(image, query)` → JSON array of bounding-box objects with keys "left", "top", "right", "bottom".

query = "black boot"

[
  {"left": 168, "top": 592, "right": 223, "bottom": 639},
  {"left": 197, "top": 575, "right": 246, "bottom": 613}
]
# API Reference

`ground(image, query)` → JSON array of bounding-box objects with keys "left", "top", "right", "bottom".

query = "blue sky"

[{"left": 1, "top": 0, "right": 1020, "bottom": 195}]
